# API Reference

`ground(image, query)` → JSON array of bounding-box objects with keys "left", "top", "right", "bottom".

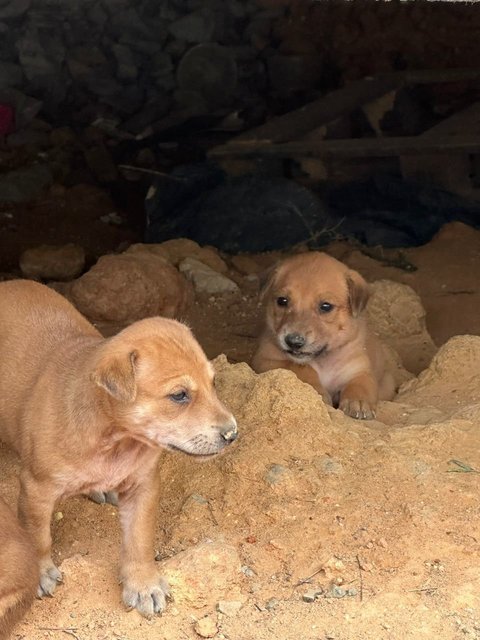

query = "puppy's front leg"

[
  {"left": 339, "top": 371, "right": 378, "bottom": 420},
  {"left": 18, "top": 472, "right": 62, "bottom": 597},
  {"left": 118, "top": 469, "right": 169, "bottom": 619}
]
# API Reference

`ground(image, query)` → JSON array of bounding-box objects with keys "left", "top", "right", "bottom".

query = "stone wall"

[{"left": 1, "top": 0, "right": 479, "bottom": 135}]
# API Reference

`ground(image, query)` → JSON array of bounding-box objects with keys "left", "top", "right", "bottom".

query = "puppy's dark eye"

[
  {"left": 169, "top": 390, "right": 190, "bottom": 404},
  {"left": 319, "top": 302, "right": 334, "bottom": 313},
  {"left": 276, "top": 296, "right": 289, "bottom": 307}
]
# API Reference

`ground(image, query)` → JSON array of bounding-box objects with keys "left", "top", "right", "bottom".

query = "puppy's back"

[
  {"left": 0, "top": 279, "right": 98, "bottom": 341},
  {"left": 0, "top": 280, "right": 101, "bottom": 446},
  {"left": 0, "top": 497, "right": 38, "bottom": 638}
]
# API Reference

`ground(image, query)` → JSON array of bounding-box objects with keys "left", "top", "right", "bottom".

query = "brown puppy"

[
  {"left": 252, "top": 252, "right": 395, "bottom": 419},
  {"left": 0, "top": 280, "right": 237, "bottom": 619},
  {"left": 0, "top": 497, "right": 38, "bottom": 638}
]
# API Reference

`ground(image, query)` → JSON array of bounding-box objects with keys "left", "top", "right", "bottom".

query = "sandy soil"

[{"left": 2, "top": 219, "right": 480, "bottom": 640}]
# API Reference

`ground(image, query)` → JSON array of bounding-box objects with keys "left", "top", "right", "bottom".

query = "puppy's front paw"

[
  {"left": 38, "top": 562, "right": 62, "bottom": 597},
  {"left": 340, "top": 398, "right": 376, "bottom": 420},
  {"left": 122, "top": 575, "right": 170, "bottom": 618}
]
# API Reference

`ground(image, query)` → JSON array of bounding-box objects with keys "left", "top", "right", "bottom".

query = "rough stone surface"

[
  {"left": 19, "top": 243, "right": 85, "bottom": 281},
  {"left": 216, "top": 600, "right": 243, "bottom": 616},
  {"left": 398, "top": 335, "right": 480, "bottom": 417},
  {"left": 179, "top": 257, "right": 239, "bottom": 295},
  {"left": 194, "top": 614, "right": 218, "bottom": 638},
  {"left": 127, "top": 240, "right": 228, "bottom": 273},
  {"left": 367, "top": 279, "right": 437, "bottom": 375},
  {"left": 0, "top": 163, "right": 52, "bottom": 202},
  {"left": 68, "top": 252, "right": 193, "bottom": 322},
  {"left": 160, "top": 541, "right": 242, "bottom": 609}
]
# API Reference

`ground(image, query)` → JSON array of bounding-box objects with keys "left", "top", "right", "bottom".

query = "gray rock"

[
  {"left": 0, "top": 88, "right": 42, "bottom": 127},
  {"left": 241, "top": 565, "right": 256, "bottom": 578},
  {"left": 7, "top": 127, "right": 50, "bottom": 147},
  {"left": 302, "top": 589, "right": 323, "bottom": 603},
  {"left": 0, "top": 0, "right": 31, "bottom": 19},
  {"left": 264, "top": 463, "right": 289, "bottom": 485},
  {"left": 177, "top": 43, "right": 237, "bottom": 108},
  {"left": 119, "top": 34, "right": 165, "bottom": 55},
  {"left": 84, "top": 145, "right": 118, "bottom": 183},
  {"left": 86, "top": 2, "right": 108, "bottom": 27},
  {"left": 179, "top": 257, "right": 239, "bottom": 295},
  {"left": 0, "top": 163, "right": 53, "bottom": 203},
  {"left": 0, "top": 61, "right": 23, "bottom": 88},
  {"left": 151, "top": 50, "right": 174, "bottom": 77},
  {"left": 169, "top": 8, "right": 215, "bottom": 43},
  {"left": 110, "top": 8, "right": 154, "bottom": 40},
  {"left": 122, "top": 96, "right": 171, "bottom": 135},
  {"left": 112, "top": 43, "right": 138, "bottom": 81},
  {"left": 69, "top": 45, "right": 108, "bottom": 68},
  {"left": 314, "top": 456, "right": 344, "bottom": 476},
  {"left": 265, "top": 598, "right": 279, "bottom": 611},
  {"left": 20, "top": 243, "right": 85, "bottom": 281},
  {"left": 216, "top": 600, "right": 243, "bottom": 616}
]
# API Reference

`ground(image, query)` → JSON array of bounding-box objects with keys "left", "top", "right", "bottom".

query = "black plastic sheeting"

[{"left": 144, "top": 164, "right": 480, "bottom": 251}]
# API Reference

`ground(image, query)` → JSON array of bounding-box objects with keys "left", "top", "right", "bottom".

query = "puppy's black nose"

[
  {"left": 220, "top": 421, "right": 238, "bottom": 443},
  {"left": 285, "top": 333, "right": 306, "bottom": 350}
]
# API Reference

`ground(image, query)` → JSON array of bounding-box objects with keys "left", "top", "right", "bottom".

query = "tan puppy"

[
  {"left": 0, "top": 497, "right": 38, "bottom": 638},
  {"left": 0, "top": 280, "right": 237, "bottom": 619},
  {"left": 252, "top": 252, "right": 395, "bottom": 419}
]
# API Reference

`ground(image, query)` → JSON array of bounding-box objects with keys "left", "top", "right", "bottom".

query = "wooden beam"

[
  {"left": 211, "top": 68, "right": 480, "bottom": 149},
  {"left": 208, "top": 134, "right": 480, "bottom": 160},
  {"left": 229, "top": 75, "right": 401, "bottom": 145}
]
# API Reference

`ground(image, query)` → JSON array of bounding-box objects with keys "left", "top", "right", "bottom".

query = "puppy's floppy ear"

[
  {"left": 258, "top": 263, "right": 280, "bottom": 301},
  {"left": 346, "top": 270, "right": 369, "bottom": 318},
  {"left": 92, "top": 349, "right": 138, "bottom": 402}
]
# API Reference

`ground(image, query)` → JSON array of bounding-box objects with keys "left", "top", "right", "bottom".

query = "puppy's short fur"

[
  {"left": 252, "top": 252, "right": 395, "bottom": 419},
  {"left": 0, "top": 497, "right": 38, "bottom": 638},
  {"left": 0, "top": 280, "right": 237, "bottom": 619}
]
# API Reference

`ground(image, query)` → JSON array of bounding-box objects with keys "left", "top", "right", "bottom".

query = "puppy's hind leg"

[
  {"left": 0, "top": 500, "right": 39, "bottom": 638},
  {"left": 18, "top": 472, "right": 63, "bottom": 598}
]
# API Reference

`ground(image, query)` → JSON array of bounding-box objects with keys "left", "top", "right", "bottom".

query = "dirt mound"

[
  {"left": 398, "top": 335, "right": 480, "bottom": 418},
  {"left": 4, "top": 338, "right": 480, "bottom": 639}
]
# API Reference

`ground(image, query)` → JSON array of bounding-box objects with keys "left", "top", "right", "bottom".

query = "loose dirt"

[{"left": 2, "top": 215, "right": 480, "bottom": 640}]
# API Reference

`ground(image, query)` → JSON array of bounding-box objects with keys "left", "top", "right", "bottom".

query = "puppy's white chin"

[{"left": 284, "top": 350, "right": 313, "bottom": 363}]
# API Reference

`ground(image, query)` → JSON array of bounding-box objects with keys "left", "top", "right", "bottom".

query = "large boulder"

[
  {"left": 68, "top": 252, "right": 193, "bottom": 322},
  {"left": 20, "top": 243, "right": 85, "bottom": 281}
]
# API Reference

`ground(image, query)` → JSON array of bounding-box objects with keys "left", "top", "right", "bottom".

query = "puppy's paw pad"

[
  {"left": 340, "top": 399, "right": 376, "bottom": 421},
  {"left": 123, "top": 578, "right": 170, "bottom": 618},
  {"left": 37, "top": 565, "right": 62, "bottom": 598},
  {"left": 88, "top": 490, "right": 118, "bottom": 506}
]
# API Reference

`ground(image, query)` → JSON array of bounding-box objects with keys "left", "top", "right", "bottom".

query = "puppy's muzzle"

[
  {"left": 284, "top": 333, "right": 306, "bottom": 350},
  {"left": 220, "top": 419, "right": 238, "bottom": 444}
]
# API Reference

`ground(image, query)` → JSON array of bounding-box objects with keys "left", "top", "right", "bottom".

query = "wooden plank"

[
  {"left": 212, "top": 68, "right": 480, "bottom": 149},
  {"left": 421, "top": 101, "right": 480, "bottom": 136},
  {"left": 398, "top": 67, "right": 480, "bottom": 85},
  {"left": 208, "top": 134, "right": 480, "bottom": 160},
  {"left": 228, "top": 75, "right": 401, "bottom": 145},
  {"left": 400, "top": 101, "right": 480, "bottom": 195}
]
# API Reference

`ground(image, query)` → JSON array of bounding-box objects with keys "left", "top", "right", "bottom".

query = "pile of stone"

[{"left": 0, "top": 0, "right": 307, "bottom": 137}]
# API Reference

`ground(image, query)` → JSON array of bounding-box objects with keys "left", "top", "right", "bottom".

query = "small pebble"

[
  {"left": 241, "top": 565, "right": 255, "bottom": 577},
  {"left": 265, "top": 597, "right": 279, "bottom": 611},
  {"left": 302, "top": 589, "right": 322, "bottom": 603},
  {"left": 326, "top": 586, "right": 347, "bottom": 599},
  {"left": 216, "top": 600, "right": 243, "bottom": 617},
  {"left": 194, "top": 614, "right": 218, "bottom": 638}
]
